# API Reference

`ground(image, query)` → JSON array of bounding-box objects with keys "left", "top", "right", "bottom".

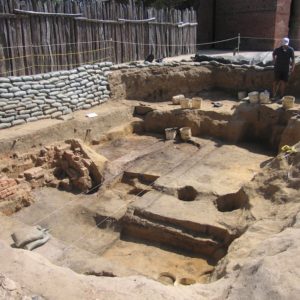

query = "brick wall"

[
  {"left": 214, "top": 0, "right": 292, "bottom": 50},
  {"left": 0, "top": 178, "right": 17, "bottom": 200}
]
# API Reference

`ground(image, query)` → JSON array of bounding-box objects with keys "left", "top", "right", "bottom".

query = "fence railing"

[{"left": 0, "top": 0, "right": 197, "bottom": 76}]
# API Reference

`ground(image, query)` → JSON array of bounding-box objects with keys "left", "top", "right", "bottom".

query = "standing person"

[{"left": 272, "top": 37, "right": 295, "bottom": 100}]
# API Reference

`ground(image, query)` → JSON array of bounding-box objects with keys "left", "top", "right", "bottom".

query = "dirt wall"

[
  {"left": 109, "top": 66, "right": 213, "bottom": 101},
  {"left": 143, "top": 104, "right": 300, "bottom": 151},
  {"left": 109, "top": 62, "right": 300, "bottom": 101},
  {"left": 0, "top": 104, "right": 134, "bottom": 157}
]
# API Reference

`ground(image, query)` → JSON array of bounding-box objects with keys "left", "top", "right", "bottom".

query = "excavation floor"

[
  {"left": 6, "top": 133, "right": 273, "bottom": 284},
  {"left": 102, "top": 238, "right": 214, "bottom": 284}
]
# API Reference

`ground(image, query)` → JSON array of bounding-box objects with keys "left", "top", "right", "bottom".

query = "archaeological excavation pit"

[{"left": 0, "top": 63, "right": 299, "bottom": 291}]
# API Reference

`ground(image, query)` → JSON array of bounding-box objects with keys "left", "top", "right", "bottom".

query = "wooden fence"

[{"left": 0, "top": 0, "right": 197, "bottom": 76}]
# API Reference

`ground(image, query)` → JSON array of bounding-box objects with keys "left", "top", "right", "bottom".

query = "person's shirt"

[{"left": 273, "top": 46, "right": 294, "bottom": 71}]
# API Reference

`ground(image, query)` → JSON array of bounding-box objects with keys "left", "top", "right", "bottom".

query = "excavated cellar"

[{"left": 0, "top": 64, "right": 299, "bottom": 289}]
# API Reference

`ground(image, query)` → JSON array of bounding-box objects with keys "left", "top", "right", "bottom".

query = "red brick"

[{"left": 23, "top": 167, "right": 44, "bottom": 181}]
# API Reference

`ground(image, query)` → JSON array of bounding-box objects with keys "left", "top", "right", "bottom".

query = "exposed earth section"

[{"left": 0, "top": 63, "right": 299, "bottom": 299}]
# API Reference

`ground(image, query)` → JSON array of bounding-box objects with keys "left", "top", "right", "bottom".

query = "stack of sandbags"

[{"left": 11, "top": 226, "right": 50, "bottom": 251}]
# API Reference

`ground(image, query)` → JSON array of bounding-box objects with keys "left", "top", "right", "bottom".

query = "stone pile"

[{"left": 0, "top": 62, "right": 112, "bottom": 129}]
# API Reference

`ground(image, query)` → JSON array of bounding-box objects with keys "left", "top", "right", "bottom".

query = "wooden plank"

[
  {"left": 14, "top": 8, "right": 82, "bottom": 17},
  {"left": 117, "top": 17, "right": 155, "bottom": 23},
  {"left": 0, "top": 13, "right": 18, "bottom": 18}
]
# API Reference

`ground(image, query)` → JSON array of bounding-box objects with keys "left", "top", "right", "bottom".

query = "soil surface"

[{"left": 0, "top": 65, "right": 299, "bottom": 299}]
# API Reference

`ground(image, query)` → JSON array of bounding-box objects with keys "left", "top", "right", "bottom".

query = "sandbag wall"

[{"left": 0, "top": 62, "right": 112, "bottom": 129}]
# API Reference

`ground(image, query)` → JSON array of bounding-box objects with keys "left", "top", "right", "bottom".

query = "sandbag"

[
  {"left": 11, "top": 227, "right": 45, "bottom": 248},
  {"left": 24, "top": 232, "right": 50, "bottom": 251}
]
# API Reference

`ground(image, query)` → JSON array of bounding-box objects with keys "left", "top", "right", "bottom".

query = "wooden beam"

[
  {"left": 14, "top": 9, "right": 82, "bottom": 18},
  {"left": 149, "top": 21, "right": 198, "bottom": 27},
  {"left": 178, "top": 22, "right": 198, "bottom": 28},
  {"left": 0, "top": 13, "right": 18, "bottom": 19},
  {"left": 117, "top": 17, "right": 156, "bottom": 23},
  {"left": 74, "top": 17, "right": 120, "bottom": 24}
]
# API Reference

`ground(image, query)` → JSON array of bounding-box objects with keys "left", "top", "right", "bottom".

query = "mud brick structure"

[{"left": 0, "top": 178, "right": 17, "bottom": 200}]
